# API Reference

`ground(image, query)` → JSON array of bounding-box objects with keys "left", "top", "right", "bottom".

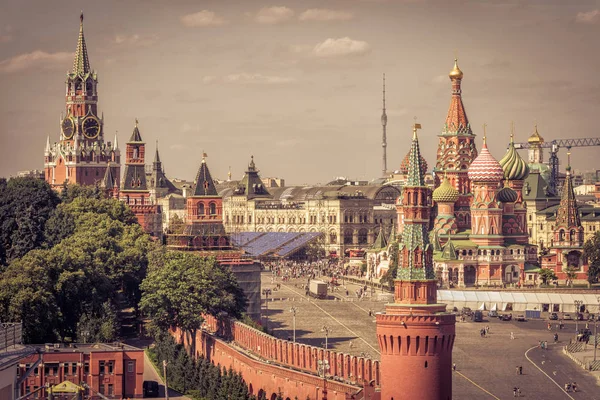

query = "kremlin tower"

[
  {"left": 44, "top": 13, "right": 120, "bottom": 190},
  {"left": 433, "top": 59, "right": 478, "bottom": 229},
  {"left": 377, "top": 122, "right": 455, "bottom": 400},
  {"left": 119, "top": 120, "right": 161, "bottom": 236}
]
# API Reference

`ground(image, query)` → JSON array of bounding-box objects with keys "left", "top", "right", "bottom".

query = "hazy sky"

[{"left": 1, "top": 0, "right": 600, "bottom": 185}]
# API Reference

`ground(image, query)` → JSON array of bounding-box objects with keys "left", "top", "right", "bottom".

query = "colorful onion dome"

[
  {"left": 432, "top": 176, "right": 459, "bottom": 203},
  {"left": 527, "top": 125, "right": 544, "bottom": 144},
  {"left": 467, "top": 135, "right": 505, "bottom": 182},
  {"left": 400, "top": 149, "right": 428, "bottom": 177},
  {"left": 497, "top": 186, "right": 518, "bottom": 203},
  {"left": 499, "top": 134, "right": 530, "bottom": 180},
  {"left": 449, "top": 58, "right": 463, "bottom": 80}
]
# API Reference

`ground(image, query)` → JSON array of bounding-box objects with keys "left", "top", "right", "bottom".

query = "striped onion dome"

[
  {"left": 432, "top": 176, "right": 459, "bottom": 203},
  {"left": 499, "top": 136, "right": 529, "bottom": 180},
  {"left": 497, "top": 186, "right": 518, "bottom": 203},
  {"left": 467, "top": 139, "right": 505, "bottom": 182}
]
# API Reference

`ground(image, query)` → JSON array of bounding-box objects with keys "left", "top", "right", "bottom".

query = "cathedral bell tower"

[
  {"left": 433, "top": 59, "right": 478, "bottom": 229},
  {"left": 377, "top": 122, "right": 456, "bottom": 400},
  {"left": 44, "top": 13, "right": 119, "bottom": 190}
]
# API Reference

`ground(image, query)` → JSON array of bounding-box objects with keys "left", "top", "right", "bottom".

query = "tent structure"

[{"left": 437, "top": 290, "right": 600, "bottom": 313}]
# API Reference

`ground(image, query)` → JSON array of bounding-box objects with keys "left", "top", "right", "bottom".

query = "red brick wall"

[{"left": 172, "top": 316, "right": 381, "bottom": 399}]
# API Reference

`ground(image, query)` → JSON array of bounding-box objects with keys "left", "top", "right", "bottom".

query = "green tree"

[
  {"left": 0, "top": 177, "right": 60, "bottom": 266},
  {"left": 76, "top": 301, "right": 119, "bottom": 343},
  {"left": 565, "top": 266, "right": 578, "bottom": 287},
  {"left": 0, "top": 193, "right": 153, "bottom": 342},
  {"left": 140, "top": 251, "right": 247, "bottom": 357},
  {"left": 583, "top": 231, "right": 600, "bottom": 284},
  {"left": 538, "top": 268, "right": 558, "bottom": 285},
  {"left": 167, "top": 214, "right": 186, "bottom": 234}
]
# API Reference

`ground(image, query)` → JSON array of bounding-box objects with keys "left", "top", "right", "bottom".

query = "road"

[{"left": 261, "top": 272, "right": 600, "bottom": 399}]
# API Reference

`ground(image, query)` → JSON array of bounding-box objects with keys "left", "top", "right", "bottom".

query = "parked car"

[
  {"left": 549, "top": 312, "right": 559, "bottom": 320},
  {"left": 576, "top": 313, "right": 584, "bottom": 321},
  {"left": 563, "top": 313, "right": 573, "bottom": 320},
  {"left": 516, "top": 315, "right": 526, "bottom": 322},
  {"left": 488, "top": 310, "right": 499, "bottom": 318},
  {"left": 473, "top": 310, "right": 484, "bottom": 322},
  {"left": 143, "top": 380, "right": 159, "bottom": 398},
  {"left": 462, "top": 307, "right": 473, "bottom": 316},
  {"left": 500, "top": 314, "right": 513, "bottom": 321},
  {"left": 588, "top": 313, "right": 597, "bottom": 321},
  {"left": 577, "top": 329, "right": 593, "bottom": 342}
]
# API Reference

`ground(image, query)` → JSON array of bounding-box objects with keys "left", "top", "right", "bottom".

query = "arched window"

[
  {"left": 209, "top": 202, "right": 217, "bottom": 215},
  {"left": 197, "top": 203, "right": 205, "bottom": 216}
]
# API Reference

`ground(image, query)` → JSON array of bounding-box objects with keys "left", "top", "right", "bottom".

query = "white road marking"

[{"left": 524, "top": 345, "right": 575, "bottom": 400}]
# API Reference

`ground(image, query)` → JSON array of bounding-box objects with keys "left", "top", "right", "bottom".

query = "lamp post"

[
  {"left": 317, "top": 359, "right": 330, "bottom": 400},
  {"left": 322, "top": 325, "right": 332, "bottom": 350},
  {"left": 595, "top": 296, "right": 600, "bottom": 363},
  {"left": 262, "top": 288, "right": 272, "bottom": 331},
  {"left": 163, "top": 360, "right": 169, "bottom": 400},
  {"left": 290, "top": 306, "right": 298, "bottom": 343},
  {"left": 575, "top": 300, "right": 583, "bottom": 332}
]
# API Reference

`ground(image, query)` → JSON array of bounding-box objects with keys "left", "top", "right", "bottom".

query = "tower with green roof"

[{"left": 376, "top": 122, "right": 455, "bottom": 400}]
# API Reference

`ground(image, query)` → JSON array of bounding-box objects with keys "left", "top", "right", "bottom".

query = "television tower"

[{"left": 381, "top": 73, "right": 388, "bottom": 178}]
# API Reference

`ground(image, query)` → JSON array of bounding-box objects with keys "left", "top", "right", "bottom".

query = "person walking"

[
  {"left": 453, "top": 363, "right": 456, "bottom": 371},
  {"left": 510, "top": 331, "right": 515, "bottom": 340},
  {"left": 513, "top": 387, "right": 518, "bottom": 397}
]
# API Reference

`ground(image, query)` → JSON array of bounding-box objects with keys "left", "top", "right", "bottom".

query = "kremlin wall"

[{"left": 172, "top": 315, "right": 380, "bottom": 400}]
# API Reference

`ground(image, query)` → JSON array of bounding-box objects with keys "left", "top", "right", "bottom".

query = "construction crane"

[{"left": 514, "top": 137, "right": 600, "bottom": 195}]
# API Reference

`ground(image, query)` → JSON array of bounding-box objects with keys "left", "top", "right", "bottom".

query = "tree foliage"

[
  {"left": 583, "top": 231, "right": 600, "bottom": 283},
  {"left": 148, "top": 332, "right": 252, "bottom": 400},
  {"left": 538, "top": 268, "right": 557, "bottom": 285},
  {"left": 0, "top": 186, "right": 154, "bottom": 343},
  {"left": 0, "top": 177, "right": 60, "bottom": 266},
  {"left": 140, "top": 251, "right": 247, "bottom": 346}
]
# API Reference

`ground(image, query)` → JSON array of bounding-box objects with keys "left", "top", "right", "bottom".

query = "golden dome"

[
  {"left": 527, "top": 125, "right": 544, "bottom": 144},
  {"left": 449, "top": 58, "right": 463, "bottom": 80}
]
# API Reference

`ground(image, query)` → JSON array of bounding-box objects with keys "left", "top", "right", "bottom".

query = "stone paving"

[{"left": 261, "top": 272, "right": 600, "bottom": 399}]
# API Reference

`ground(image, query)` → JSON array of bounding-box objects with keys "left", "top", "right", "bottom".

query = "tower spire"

[
  {"left": 381, "top": 73, "right": 388, "bottom": 177},
  {"left": 406, "top": 120, "right": 424, "bottom": 186},
  {"left": 154, "top": 140, "right": 161, "bottom": 164},
  {"left": 72, "top": 12, "right": 91, "bottom": 75}
]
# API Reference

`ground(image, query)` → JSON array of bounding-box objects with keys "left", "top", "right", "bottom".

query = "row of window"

[
  {"left": 197, "top": 203, "right": 218, "bottom": 215},
  {"left": 21, "top": 360, "right": 135, "bottom": 377}
]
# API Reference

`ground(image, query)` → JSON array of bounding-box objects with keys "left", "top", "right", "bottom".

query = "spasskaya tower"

[{"left": 44, "top": 13, "right": 120, "bottom": 190}]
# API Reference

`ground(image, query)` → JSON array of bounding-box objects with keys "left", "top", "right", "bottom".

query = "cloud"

[
  {"left": 253, "top": 6, "right": 294, "bottom": 24},
  {"left": 298, "top": 9, "right": 354, "bottom": 22},
  {"left": 0, "top": 50, "right": 72, "bottom": 74},
  {"left": 181, "top": 10, "right": 227, "bottom": 27},
  {"left": 576, "top": 9, "right": 599, "bottom": 24},
  {"left": 312, "top": 37, "right": 370, "bottom": 57},
  {"left": 114, "top": 34, "right": 158, "bottom": 46}
]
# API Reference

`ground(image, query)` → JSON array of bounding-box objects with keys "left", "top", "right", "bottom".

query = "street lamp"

[
  {"left": 575, "top": 300, "right": 583, "bottom": 332},
  {"left": 163, "top": 360, "right": 169, "bottom": 400},
  {"left": 594, "top": 296, "right": 600, "bottom": 364},
  {"left": 262, "top": 288, "right": 272, "bottom": 331},
  {"left": 317, "top": 359, "right": 330, "bottom": 400},
  {"left": 322, "top": 326, "right": 332, "bottom": 350},
  {"left": 290, "top": 306, "right": 298, "bottom": 343}
]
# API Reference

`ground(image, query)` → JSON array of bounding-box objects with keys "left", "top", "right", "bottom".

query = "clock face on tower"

[
  {"left": 61, "top": 117, "right": 75, "bottom": 139},
  {"left": 82, "top": 117, "right": 100, "bottom": 139}
]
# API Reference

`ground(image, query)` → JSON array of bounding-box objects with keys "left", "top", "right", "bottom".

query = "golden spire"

[
  {"left": 510, "top": 121, "right": 514, "bottom": 143},
  {"left": 412, "top": 116, "right": 421, "bottom": 140},
  {"left": 482, "top": 123, "right": 487, "bottom": 145},
  {"left": 449, "top": 58, "right": 464, "bottom": 80}
]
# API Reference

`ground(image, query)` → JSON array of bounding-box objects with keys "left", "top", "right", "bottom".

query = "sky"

[{"left": 1, "top": 0, "right": 600, "bottom": 185}]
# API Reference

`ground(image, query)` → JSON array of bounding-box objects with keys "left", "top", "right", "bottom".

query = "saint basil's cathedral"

[{"left": 382, "top": 59, "right": 541, "bottom": 288}]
